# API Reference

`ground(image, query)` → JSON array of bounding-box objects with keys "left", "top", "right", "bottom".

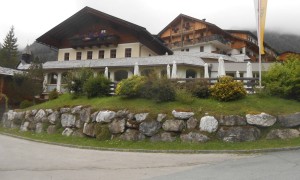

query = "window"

[
  {"left": 64, "top": 53, "right": 69, "bottom": 61},
  {"left": 87, "top": 51, "right": 93, "bottom": 59},
  {"left": 114, "top": 70, "right": 128, "bottom": 81},
  {"left": 186, "top": 69, "right": 196, "bottom": 78},
  {"left": 98, "top": 50, "right": 105, "bottom": 59},
  {"left": 200, "top": 46, "right": 204, "bottom": 52},
  {"left": 125, "top": 48, "right": 131, "bottom": 58},
  {"left": 110, "top": 49, "right": 116, "bottom": 58},
  {"left": 48, "top": 73, "right": 58, "bottom": 84},
  {"left": 76, "top": 52, "right": 82, "bottom": 60}
]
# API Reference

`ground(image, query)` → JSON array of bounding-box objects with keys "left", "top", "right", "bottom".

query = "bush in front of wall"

[
  {"left": 49, "top": 88, "right": 59, "bottom": 100},
  {"left": 115, "top": 76, "right": 146, "bottom": 98},
  {"left": 175, "top": 88, "right": 195, "bottom": 104},
  {"left": 83, "top": 75, "right": 111, "bottom": 98},
  {"left": 185, "top": 80, "right": 210, "bottom": 98},
  {"left": 19, "top": 100, "right": 34, "bottom": 109},
  {"left": 150, "top": 77, "right": 176, "bottom": 102},
  {"left": 210, "top": 76, "right": 246, "bottom": 102}
]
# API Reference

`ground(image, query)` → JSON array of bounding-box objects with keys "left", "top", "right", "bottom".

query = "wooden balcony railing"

[{"left": 69, "top": 34, "right": 120, "bottom": 48}]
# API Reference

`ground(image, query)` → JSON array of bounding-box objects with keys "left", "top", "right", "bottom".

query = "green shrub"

[
  {"left": 19, "top": 100, "right": 34, "bottom": 109},
  {"left": 263, "top": 57, "right": 300, "bottom": 101},
  {"left": 210, "top": 76, "right": 246, "bottom": 102},
  {"left": 151, "top": 78, "right": 176, "bottom": 102},
  {"left": 83, "top": 75, "right": 111, "bottom": 98},
  {"left": 115, "top": 76, "right": 146, "bottom": 98},
  {"left": 49, "top": 88, "right": 59, "bottom": 100},
  {"left": 185, "top": 80, "right": 210, "bottom": 98},
  {"left": 64, "top": 68, "right": 94, "bottom": 98},
  {"left": 175, "top": 89, "right": 195, "bottom": 104}
]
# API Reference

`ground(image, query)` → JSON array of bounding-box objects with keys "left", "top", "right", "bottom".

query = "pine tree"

[{"left": 0, "top": 26, "right": 19, "bottom": 68}]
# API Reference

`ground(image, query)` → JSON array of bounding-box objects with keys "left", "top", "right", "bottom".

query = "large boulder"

[
  {"left": 199, "top": 116, "right": 218, "bottom": 133},
  {"left": 139, "top": 120, "right": 161, "bottom": 136},
  {"left": 96, "top": 110, "right": 116, "bottom": 123},
  {"left": 217, "top": 126, "right": 261, "bottom": 142},
  {"left": 266, "top": 129, "right": 300, "bottom": 140},
  {"left": 48, "top": 111, "right": 60, "bottom": 124},
  {"left": 157, "top": 114, "right": 167, "bottom": 122},
  {"left": 60, "top": 107, "right": 70, "bottom": 114},
  {"left": 219, "top": 115, "right": 247, "bottom": 126},
  {"left": 134, "top": 113, "right": 149, "bottom": 122},
  {"left": 109, "top": 118, "right": 126, "bottom": 134},
  {"left": 150, "top": 132, "right": 176, "bottom": 142},
  {"left": 187, "top": 117, "right": 198, "bottom": 129},
  {"left": 62, "top": 128, "right": 74, "bottom": 137},
  {"left": 91, "top": 111, "right": 98, "bottom": 122},
  {"left": 162, "top": 120, "right": 185, "bottom": 132},
  {"left": 61, "top": 113, "right": 76, "bottom": 128},
  {"left": 246, "top": 113, "right": 276, "bottom": 127},
  {"left": 120, "top": 129, "right": 145, "bottom": 141},
  {"left": 35, "top": 123, "right": 43, "bottom": 133},
  {"left": 20, "top": 122, "right": 30, "bottom": 132},
  {"left": 45, "top": 109, "right": 53, "bottom": 116},
  {"left": 71, "top": 105, "right": 82, "bottom": 114},
  {"left": 2, "top": 111, "right": 11, "bottom": 128},
  {"left": 278, "top": 112, "right": 300, "bottom": 128},
  {"left": 115, "top": 110, "right": 129, "bottom": 118},
  {"left": 180, "top": 132, "right": 210, "bottom": 143},
  {"left": 80, "top": 108, "right": 91, "bottom": 123},
  {"left": 172, "top": 110, "right": 194, "bottom": 120},
  {"left": 24, "top": 110, "right": 34, "bottom": 122},
  {"left": 72, "top": 129, "right": 85, "bottom": 138},
  {"left": 83, "top": 123, "right": 95, "bottom": 137},
  {"left": 34, "top": 109, "right": 47, "bottom": 123},
  {"left": 47, "top": 125, "right": 57, "bottom": 134}
]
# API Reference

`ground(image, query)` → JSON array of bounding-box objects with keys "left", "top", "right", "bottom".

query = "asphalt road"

[{"left": 0, "top": 134, "right": 299, "bottom": 180}]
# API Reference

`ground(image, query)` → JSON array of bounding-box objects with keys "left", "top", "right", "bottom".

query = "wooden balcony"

[{"left": 69, "top": 34, "right": 120, "bottom": 48}]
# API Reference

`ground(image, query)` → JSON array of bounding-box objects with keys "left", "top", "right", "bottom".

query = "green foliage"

[
  {"left": 263, "top": 57, "right": 300, "bottom": 101},
  {"left": 175, "top": 89, "right": 195, "bottom": 104},
  {"left": 210, "top": 76, "right": 247, "bottom": 102},
  {"left": 19, "top": 100, "right": 34, "bottom": 109},
  {"left": 150, "top": 78, "right": 176, "bottom": 102},
  {"left": 184, "top": 80, "right": 210, "bottom": 98},
  {"left": 49, "top": 88, "right": 59, "bottom": 100},
  {"left": 0, "top": 26, "right": 19, "bottom": 68},
  {"left": 115, "top": 76, "right": 146, "bottom": 98},
  {"left": 64, "top": 68, "right": 94, "bottom": 98},
  {"left": 83, "top": 75, "right": 111, "bottom": 98}
]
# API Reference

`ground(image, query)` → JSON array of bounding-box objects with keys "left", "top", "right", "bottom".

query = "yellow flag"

[{"left": 254, "top": 0, "right": 268, "bottom": 54}]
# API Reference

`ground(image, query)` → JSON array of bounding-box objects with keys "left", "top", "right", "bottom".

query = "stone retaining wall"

[{"left": 1, "top": 106, "right": 300, "bottom": 142}]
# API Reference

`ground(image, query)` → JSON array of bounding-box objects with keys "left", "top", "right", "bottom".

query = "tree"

[{"left": 0, "top": 26, "right": 19, "bottom": 68}]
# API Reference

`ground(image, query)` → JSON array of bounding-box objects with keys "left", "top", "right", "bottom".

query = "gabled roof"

[
  {"left": 36, "top": 6, "right": 172, "bottom": 55},
  {"left": 0, "top": 66, "right": 23, "bottom": 76}
]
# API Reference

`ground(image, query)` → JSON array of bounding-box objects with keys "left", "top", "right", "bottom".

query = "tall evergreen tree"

[{"left": 0, "top": 26, "right": 19, "bottom": 68}]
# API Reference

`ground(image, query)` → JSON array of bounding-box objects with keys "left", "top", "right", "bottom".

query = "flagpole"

[{"left": 258, "top": 0, "right": 262, "bottom": 89}]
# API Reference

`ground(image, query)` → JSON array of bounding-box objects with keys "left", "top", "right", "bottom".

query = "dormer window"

[{"left": 64, "top": 53, "right": 69, "bottom": 61}]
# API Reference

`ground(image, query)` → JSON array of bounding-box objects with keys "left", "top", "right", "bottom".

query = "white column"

[
  {"left": 110, "top": 71, "right": 115, "bottom": 82},
  {"left": 43, "top": 73, "right": 48, "bottom": 93},
  {"left": 56, "top": 72, "right": 62, "bottom": 92}
]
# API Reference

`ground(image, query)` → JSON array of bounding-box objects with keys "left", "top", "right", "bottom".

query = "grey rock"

[
  {"left": 75, "top": 120, "right": 84, "bottom": 129},
  {"left": 217, "top": 126, "right": 261, "bottom": 142},
  {"left": 127, "top": 113, "right": 134, "bottom": 120},
  {"left": 47, "top": 125, "right": 57, "bottom": 134},
  {"left": 116, "top": 110, "right": 129, "bottom": 118},
  {"left": 246, "top": 113, "right": 276, "bottom": 127},
  {"left": 60, "top": 107, "right": 70, "bottom": 114},
  {"left": 126, "top": 119, "right": 139, "bottom": 129},
  {"left": 62, "top": 128, "right": 74, "bottom": 136},
  {"left": 80, "top": 108, "right": 91, "bottom": 123},
  {"left": 139, "top": 120, "right": 161, "bottom": 136},
  {"left": 72, "top": 129, "right": 85, "bottom": 137},
  {"left": 61, "top": 113, "right": 76, "bottom": 128},
  {"left": 266, "top": 129, "right": 300, "bottom": 140},
  {"left": 172, "top": 110, "right": 194, "bottom": 120},
  {"left": 71, "top": 105, "right": 82, "bottom": 114},
  {"left": 91, "top": 111, "right": 98, "bottom": 122},
  {"left": 2, "top": 111, "right": 12, "bottom": 128},
  {"left": 31, "top": 109, "right": 37, "bottom": 116},
  {"left": 83, "top": 123, "right": 95, "bottom": 137},
  {"left": 150, "top": 132, "right": 176, "bottom": 142},
  {"left": 15, "top": 112, "right": 25, "bottom": 121},
  {"left": 35, "top": 123, "right": 43, "bottom": 133},
  {"left": 48, "top": 111, "right": 60, "bottom": 124},
  {"left": 20, "top": 122, "right": 30, "bottom": 132},
  {"left": 278, "top": 112, "right": 300, "bottom": 128},
  {"left": 109, "top": 118, "right": 126, "bottom": 134},
  {"left": 45, "top": 109, "right": 53, "bottom": 115},
  {"left": 27, "top": 122, "right": 36, "bottom": 131},
  {"left": 120, "top": 129, "right": 145, "bottom": 141},
  {"left": 34, "top": 109, "right": 46, "bottom": 122},
  {"left": 180, "top": 132, "right": 210, "bottom": 143},
  {"left": 7, "top": 110, "right": 16, "bottom": 121},
  {"left": 157, "top": 114, "right": 167, "bottom": 122},
  {"left": 200, "top": 116, "right": 219, "bottom": 133},
  {"left": 25, "top": 110, "right": 33, "bottom": 121},
  {"left": 219, "top": 115, "right": 247, "bottom": 126},
  {"left": 162, "top": 120, "right": 185, "bottom": 132},
  {"left": 96, "top": 110, "right": 116, "bottom": 123},
  {"left": 134, "top": 113, "right": 149, "bottom": 122},
  {"left": 187, "top": 117, "right": 198, "bottom": 129}
]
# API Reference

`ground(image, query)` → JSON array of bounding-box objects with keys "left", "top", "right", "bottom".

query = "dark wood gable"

[{"left": 36, "top": 7, "right": 172, "bottom": 55}]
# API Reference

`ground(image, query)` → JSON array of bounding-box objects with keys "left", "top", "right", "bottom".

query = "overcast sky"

[{"left": 1, "top": 0, "right": 299, "bottom": 49}]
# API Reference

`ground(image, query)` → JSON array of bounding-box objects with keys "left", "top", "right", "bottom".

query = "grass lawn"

[
  {"left": 1, "top": 127, "right": 300, "bottom": 152},
  {"left": 28, "top": 93, "right": 300, "bottom": 117}
]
